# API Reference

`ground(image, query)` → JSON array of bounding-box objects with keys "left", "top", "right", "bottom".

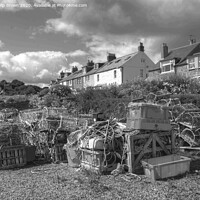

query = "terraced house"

[
  {"left": 149, "top": 39, "right": 200, "bottom": 80},
  {"left": 59, "top": 43, "right": 156, "bottom": 90}
]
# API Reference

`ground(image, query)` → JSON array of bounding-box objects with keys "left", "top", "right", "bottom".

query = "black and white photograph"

[{"left": 1, "top": 0, "right": 200, "bottom": 199}]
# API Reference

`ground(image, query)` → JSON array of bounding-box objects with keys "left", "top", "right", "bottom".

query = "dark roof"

[
  {"left": 162, "top": 42, "right": 200, "bottom": 66},
  {"left": 60, "top": 70, "right": 82, "bottom": 82},
  {"left": 96, "top": 52, "right": 137, "bottom": 73},
  {"left": 59, "top": 51, "right": 140, "bottom": 82}
]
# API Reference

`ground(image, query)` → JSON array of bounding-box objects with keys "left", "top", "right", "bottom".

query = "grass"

[{"left": 1, "top": 153, "right": 200, "bottom": 200}]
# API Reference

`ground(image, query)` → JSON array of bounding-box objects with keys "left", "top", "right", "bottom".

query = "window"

[
  {"left": 188, "top": 57, "right": 195, "bottom": 69},
  {"left": 161, "top": 61, "right": 174, "bottom": 73},
  {"left": 114, "top": 70, "right": 117, "bottom": 78},
  {"left": 141, "top": 58, "right": 145, "bottom": 63},
  {"left": 198, "top": 56, "right": 200, "bottom": 68},
  {"left": 97, "top": 74, "right": 99, "bottom": 82},
  {"left": 85, "top": 75, "right": 90, "bottom": 81},
  {"left": 140, "top": 69, "right": 143, "bottom": 77}
]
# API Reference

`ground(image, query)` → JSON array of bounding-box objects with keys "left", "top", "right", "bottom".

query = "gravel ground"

[{"left": 0, "top": 155, "right": 200, "bottom": 200}]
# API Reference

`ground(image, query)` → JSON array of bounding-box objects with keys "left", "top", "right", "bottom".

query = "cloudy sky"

[{"left": 0, "top": 0, "right": 200, "bottom": 86}]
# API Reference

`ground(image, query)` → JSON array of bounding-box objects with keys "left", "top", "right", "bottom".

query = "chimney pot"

[
  {"left": 138, "top": 42, "right": 144, "bottom": 52},
  {"left": 107, "top": 53, "right": 116, "bottom": 62}
]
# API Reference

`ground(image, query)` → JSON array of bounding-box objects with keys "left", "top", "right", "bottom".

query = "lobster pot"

[
  {"left": 81, "top": 149, "right": 117, "bottom": 174},
  {"left": 55, "top": 144, "right": 67, "bottom": 162},
  {"left": 0, "top": 145, "right": 26, "bottom": 169}
]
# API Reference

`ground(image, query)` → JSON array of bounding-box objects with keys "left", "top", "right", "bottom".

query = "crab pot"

[
  {"left": 81, "top": 149, "right": 117, "bottom": 174},
  {"left": 141, "top": 154, "right": 191, "bottom": 182},
  {"left": 0, "top": 145, "right": 27, "bottom": 169}
]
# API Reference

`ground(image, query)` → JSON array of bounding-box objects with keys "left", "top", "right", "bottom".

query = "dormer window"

[
  {"left": 161, "top": 60, "right": 174, "bottom": 73},
  {"left": 188, "top": 57, "right": 195, "bottom": 69}
]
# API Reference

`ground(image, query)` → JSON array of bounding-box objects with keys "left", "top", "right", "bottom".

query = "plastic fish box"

[
  {"left": 141, "top": 154, "right": 191, "bottom": 181},
  {"left": 126, "top": 102, "right": 171, "bottom": 131},
  {"left": 81, "top": 149, "right": 117, "bottom": 174}
]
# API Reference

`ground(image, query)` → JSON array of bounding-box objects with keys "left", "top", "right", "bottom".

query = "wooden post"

[
  {"left": 127, "top": 135, "right": 135, "bottom": 173},
  {"left": 171, "top": 130, "right": 175, "bottom": 154},
  {"left": 152, "top": 133, "right": 157, "bottom": 157}
]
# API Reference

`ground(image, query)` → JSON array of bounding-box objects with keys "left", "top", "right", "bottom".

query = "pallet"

[
  {"left": 0, "top": 145, "right": 27, "bottom": 169},
  {"left": 126, "top": 131, "right": 175, "bottom": 173}
]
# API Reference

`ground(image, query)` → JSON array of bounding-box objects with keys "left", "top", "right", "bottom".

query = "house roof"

[
  {"left": 60, "top": 69, "right": 83, "bottom": 82},
  {"left": 162, "top": 42, "right": 200, "bottom": 66},
  {"left": 59, "top": 51, "right": 140, "bottom": 82},
  {"left": 96, "top": 52, "right": 137, "bottom": 73}
]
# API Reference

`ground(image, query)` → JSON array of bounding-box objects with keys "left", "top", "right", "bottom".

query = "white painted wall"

[{"left": 94, "top": 68, "right": 122, "bottom": 86}]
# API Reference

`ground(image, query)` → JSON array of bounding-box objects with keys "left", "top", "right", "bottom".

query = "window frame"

[
  {"left": 161, "top": 60, "right": 174, "bottom": 73},
  {"left": 188, "top": 57, "right": 195, "bottom": 70}
]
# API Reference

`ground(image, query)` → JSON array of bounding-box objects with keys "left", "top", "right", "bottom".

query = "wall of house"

[
  {"left": 122, "top": 52, "right": 156, "bottom": 83},
  {"left": 93, "top": 68, "right": 122, "bottom": 86},
  {"left": 83, "top": 74, "right": 95, "bottom": 88},
  {"left": 72, "top": 77, "right": 83, "bottom": 90},
  {"left": 148, "top": 69, "right": 161, "bottom": 79}
]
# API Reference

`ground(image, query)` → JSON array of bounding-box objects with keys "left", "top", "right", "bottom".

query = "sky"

[{"left": 0, "top": 0, "right": 200, "bottom": 87}]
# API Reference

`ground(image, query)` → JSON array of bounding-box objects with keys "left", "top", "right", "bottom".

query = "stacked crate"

[{"left": 125, "top": 102, "right": 175, "bottom": 172}]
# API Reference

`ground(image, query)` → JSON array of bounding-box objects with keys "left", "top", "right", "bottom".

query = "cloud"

[
  {"left": 44, "top": 0, "right": 200, "bottom": 63},
  {"left": 0, "top": 51, "right": 70, "bottom": 84},
  {"left": 0, "top": 40, "right": 4, "bottom": 49},
  {"left": 66, "top": 49, "right": 88, "bottom": 57},
  {"left": 69, "top": 61, "right": 83, "bottom": 69}
]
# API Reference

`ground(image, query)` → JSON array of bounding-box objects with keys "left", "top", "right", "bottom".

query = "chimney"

[
  {"left": 60, "top": 71, "right": 65, "bottom": 79},
  {"left": 72, "top": 66, "right": 78, "bottom": 73},
  {"left": 161, "top": 43, "right": 168, "bottom": 58},
  {"left": 138, "top": 42, "right": 144, "bottom": 52},
  {"left": 189, "top": 35, "right": 196, "bottom": 45},
  {"left": 87, "top": 60, "right": 94, "bottom": 67},
  {"left": 107, "top": 53, "right": 116, "bottom": 62}
]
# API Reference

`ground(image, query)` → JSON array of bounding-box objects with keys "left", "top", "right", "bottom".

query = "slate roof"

[
  {"left": 60, "top": 69, "right": 83, "bottom": 82},
  {"left": 96, "top": 52, "right": 137, "bottom": 73},
  {"left": 59, "top": 51, "right": 139, "bottom": 82},
  {"left": 162, "top": 42, "right": 200, "bottom": 66}
]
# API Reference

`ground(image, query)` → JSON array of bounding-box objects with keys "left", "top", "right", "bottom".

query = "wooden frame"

[
  {"left": 0, "top": 145, "right": 27, "bottom": 169},
  {"left": 126, "top": 131, "right": 175, "bottom": 173}
]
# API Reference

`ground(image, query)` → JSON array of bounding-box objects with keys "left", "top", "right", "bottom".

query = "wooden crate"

[
  {"left": 55, "top": 144, "right": 67, "bottom": 162},
  {"left": 0, "top": 145, "right": 27, "bottom": 169},
  {"left": 126, "top": 131, "right": 175, "bottom": 173}
]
